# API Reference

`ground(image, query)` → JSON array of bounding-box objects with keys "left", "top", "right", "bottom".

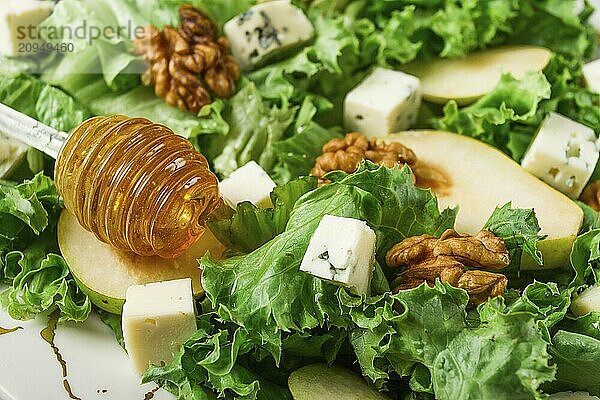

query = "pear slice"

[
  {"left": 57, "top": 210, "right": 225, "bottom": 314},
  {"left": 402, "top": 45, "right": 553, "bottom": 105},
  {"left": 288, "top": 364, "right": 389, "bottom": 400},
  {"left": 383, "top": 130, "right": 583, "bottom": 269},
  {"left": 571, "top": 286, "right": 600, "bottom": 317}
]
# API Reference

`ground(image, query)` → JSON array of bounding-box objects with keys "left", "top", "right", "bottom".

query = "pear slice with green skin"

[
  {"left": 401, "top": 45, "right": 553, "bottom": 105},
  {"left": 288, "top": 364, "right": 390, "bottom": 400},
  {"left": 57, "top": 210, "right": 225, "bottom": 314},
  {"left": 571, "top": 286, "right": 600, "bottom": 317},
  {"left": 383, "top": 130, "right": 582, "bottom": 269}
]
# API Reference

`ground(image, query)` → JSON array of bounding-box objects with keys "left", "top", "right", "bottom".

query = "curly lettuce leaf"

[
  {"left": 143, "top": 315, "right": 291, "bottom": 400},
  {"left": 0, "top": 174, "right": 90, "bottom": 322},
  {"left": 570, "top": 229, "right": 600, "bottom": 287},
  {"left": 0, "top": 238, "right": 91, "bottom": 322},
  {"left": 355, "top": 0, "right": 596, "bottom": 63},
  {"left": 433, "top": 71, "right": 552, "bottom": 160},
  {"left": 432, "top": 311, "right": 554, "bottom": 400},
  {"left": 202, "top": 163, "right": 455, "bottom": 360},
  {"left": 490, "top": 282, "right": 574, "bottom": 342},
  {"left": 342, "top": 282, "right": 469, "bottom": 387},
  {"left": 484, "top": 203, "right": 544, "bottom": 268},
  {"left": 209, "top": 177, "right": 316, "bottom": 254},
  {"left": 559, "top": 312, "right": 600, "bottom": 342},
  {"left": 542, "top": 55, "right": 600, "bottom": 134},
  {"left": 432, "top": 55, "right": 599, "bottom": 162},
  {"left": 271, "top": 97, "right": 342, "bottom": 184},
  {"left": 201, "top": 81, "right": 297, "bottom": 178},
  {"left": 546, "top": 330, "right": 600, "bottom": 396}
]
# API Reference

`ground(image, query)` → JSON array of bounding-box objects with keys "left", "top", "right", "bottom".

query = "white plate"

[{"left": 0, "top": 305, "right": 175, "bottom": 400}]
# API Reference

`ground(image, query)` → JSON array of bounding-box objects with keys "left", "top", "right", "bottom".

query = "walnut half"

[
  {"left": 386, "top": 229, "right": 510, "bottom": 305},
  {"left": 581, "top": 180, "right": 600, "bottom": 211},
  {"left": 135, "top": 5, "right": 240, "bottom": 114},
  {"left": 311, "top": 133, "right": 418, "bottom": 183}
]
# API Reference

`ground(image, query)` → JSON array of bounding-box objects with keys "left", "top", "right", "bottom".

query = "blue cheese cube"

[
  {"left": 299, "top": 215, "right": 376, "bottom": 296},
  {"left": 0, "top": 134, "right": 28, "bottom": 178},
  {"left": 0, "top": 0, "right": 54, "bottom": 57},
  {"left": 583, "top": 59, "right": 600, "bottom": 94},
  {"left": 344, "top": 68, "right": 422, "bottom": 137},
  {"left": 521, "top": 113, "right": 599, "bottom": 198},
  {"left": 224, "top": 0, "right": 314, "bottom": 70},
  {"left": 219, "top": 161, "right": 276, "bottom": 208},
  {"left": 571, "top": 285, "right": 600, "bottom": 317},
  {"left": 122, "top": 278, "right": 197, "bottom": 374}
]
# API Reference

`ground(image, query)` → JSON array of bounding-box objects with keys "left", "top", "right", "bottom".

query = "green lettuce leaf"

[
  {"left": 202, "top": 163, "right": 455, "bottom": 360},
  {"left": 559, "top": 312, "right": 600, "bottom": 342},
  {"left": 97, "top": 308, "right": 126, "bottom": 349},
  {"left": 0, "top": 74, "right": 90, "bottom": 132},
  {"left": 342, "top": 282, "right": 468, "bottom": 387},
  {"left": 570, "top": 229, "right": 600, "bottom": 287},
  {"left": 433, "top": 72, "right": 552, "bottom": 160},
  {"left": 546, "top": 330, "right": 600, "bottom": 396},
  {"left": 0, "top": 174, "right": 91, "bottom": 322},
  {"left": 201, "top": 81, "right": 297, "bottom": 178},
  {"left": 432, "top": 311, "right": 554, "bottom": 400},
  {"left": 39, "top": 0, "right": 146, "bottom": 88},
  {"left": 483, "top": 203, "right": 544, "bottom": 268},
  {"left": 143, "top": 315, "right": 292, "bottom": 400},
  {"left": 56, "top": 77, "right": 208, "bottom": 139},
  {"left": 209, "top": 177, "right": 316, "bottom": 254},
  {"left": 498, "top": 282, "right": 574, "bottom": 341},
  {"left": 271, "top": 97, "right": 342, "bottom": 184}
]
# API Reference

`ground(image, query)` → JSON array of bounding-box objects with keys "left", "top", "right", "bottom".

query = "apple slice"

[
  {"left": 384, "top": 131, "right": 582, "bottom": 269},
  {"left": 288, "top": 364, "right": 389, "bottom": 400},
  {"left": 57, "top": 210, "right": 225, "bottom": 314},
  {"left": 401, "top": 45, "right": 552, "bottom": 105}
]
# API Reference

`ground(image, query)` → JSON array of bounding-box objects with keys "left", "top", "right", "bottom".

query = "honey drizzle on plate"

[
  {"left": 0, "top": 325, "right": 22, "bottom": 335},
  {"left": 40, "top": 311, "right": 82, "bottom": 400},
  {"left": 144, "top": 386, "right": 160, "bottom": 400}
]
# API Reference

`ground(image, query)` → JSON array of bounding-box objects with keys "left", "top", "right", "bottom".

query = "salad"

[{"left": 1, "top": 0, "right": 600, "bottom": 399}]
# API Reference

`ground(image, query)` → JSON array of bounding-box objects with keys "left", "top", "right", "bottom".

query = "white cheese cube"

[
  {"left": 224, "top": 0, "right": 314, "bottom": 70},
  {"left": 550, "top": 392, "right": 600, "bottom": 400},
  {"left": 583, "top": 59, "right": 600, "bottom": 94},
  {"left": 0, "top": 0, "right": 54, "bottom": 57},
  {"left": 122, "top": 278, "right": 197, "bottom": 374},
  {"left": 344, "top": 68, "right": 422, "bottom": 137},
  {"left": 219, "top": 161, "right": 276, "bottom": 208},
  {"left": 521, "top": 113, "right": 599, "bottom": 198},
  {"left": 299, "top": 215, "right": 376, "bottom": 296},
  {"left": 0, "top": 133, "right": 28, "bottom": 178},
  {"left": 571, "top": 285, "right": 600, "bottom": 316}
]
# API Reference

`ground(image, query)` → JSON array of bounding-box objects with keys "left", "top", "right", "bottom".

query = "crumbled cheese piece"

[
  {"left": 299, "top": 215, "right": 376, "bottom": 296},
  {"left": 219, "top": 161, "right": 277, "bottom": 208},
  {"left": 583, "top": 59, "right": 600, "bottom": 94},
  {"left": 122, "top": 278, "right": 197, "bottom": 374},
  {"left": 521, "top": 113, "right": 599, "bottom": 198},
  {"left": 224, "top": 0, "right": 314, "bottom": 70},
  {"left": 344, "top": 67, "right": 422, "bottom": 137},
  {"left": 0, "top": 0, "right": 54, "bottom": 57},
  {"left": 571, "top": 285, "right": 600, "bottom": 317}
]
